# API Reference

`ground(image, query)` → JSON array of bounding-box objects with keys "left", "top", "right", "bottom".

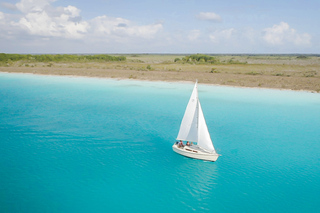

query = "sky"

[{"left": 0, "top": 0, "right": 319, "bottom": 54}]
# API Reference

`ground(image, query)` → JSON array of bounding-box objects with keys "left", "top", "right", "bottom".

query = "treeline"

[
  {"left": 174, "top": 54, "right": 247, "bottom": 64},
  {"left": 0, "top": 53, "right": 126, "bottom": 62},
  {"left": 175, "top": 54, "right": 218, "bottom": 64}
]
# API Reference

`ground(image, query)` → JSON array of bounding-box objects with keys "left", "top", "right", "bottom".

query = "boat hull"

[{"left": 172, "top": 144, "right": 219, "bottom": 162}]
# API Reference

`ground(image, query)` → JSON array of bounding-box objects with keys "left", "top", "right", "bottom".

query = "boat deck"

[
  {"left": 178, "top": 144, "right": 212, "bottom": 154},
  {"left": 172, "top": 144, "right": 219, "bottom": 161}
]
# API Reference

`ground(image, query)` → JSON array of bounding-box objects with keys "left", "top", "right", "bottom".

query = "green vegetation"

[
  {"left": 179, "top": 54, "right": 218, "bottom": 64},
  {"left": 210, "top": 68, "right": 219, "bottom": 73},
  {"left": 175, "top": 54, "right": 248, "bottom": 64},
  {"left": 226, "top": 58, "right": 247, "bottom": 64},
  {"left": 296, "top": 55, "right": 308, "bottom": 59},
  {"left": 245, "top": 71, "right": 261, "bottom": 75},
  {"left": 0, "top": 53, "right": 126, "bottom": 63}
]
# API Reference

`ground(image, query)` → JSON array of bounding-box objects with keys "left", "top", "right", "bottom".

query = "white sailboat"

[{"left": 172, "top": 81, "right": 220, "bottom": 162}]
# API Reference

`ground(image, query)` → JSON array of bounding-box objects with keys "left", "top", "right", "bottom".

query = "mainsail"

[{"left": 176, "top": 82, "right": 216, "bottom": 153}]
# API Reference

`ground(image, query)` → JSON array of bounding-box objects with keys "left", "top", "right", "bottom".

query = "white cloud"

[
  {"left": 209, "top": 28, "right": 235, "bottom": 43},
  {"left": 16, "top": 0, "right": 55, "bottom": 13},
  {"left": 1, "top": 0, "right": 163, "bottom": 42},
  {"left": 0, "top": 11, "right": 23, "bottom": 40},
  {"left": 9, "top": 0, "right": 89, "bottom": 39},
  {"left": 16, "top": 8, "right": 89, "bottom": 38},
  {"left": 293, "top": 33, "right": 312, "bottom": 46},
  {"left": 90, "top": 15, "right": 163, "bottom": 41},
  {"left": 196, "top": 12, "right": 221, "bottom": 22},
  {"left": 188, "top": 30, "right": 200, "bottom": 41},
  {"left": 263, "top": 22, "right": 311, "bottom": 46}
]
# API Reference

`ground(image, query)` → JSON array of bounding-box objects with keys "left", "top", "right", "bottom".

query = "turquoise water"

[{"left": 1, "top": 73, "right": 320, "bottom": 212}]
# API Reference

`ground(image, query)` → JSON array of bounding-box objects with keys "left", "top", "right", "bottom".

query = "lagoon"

[{"left": 0, "top": 73, "right": 320, "bottom": 212}]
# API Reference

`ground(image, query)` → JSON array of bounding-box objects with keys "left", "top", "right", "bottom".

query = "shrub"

[
  {"left": 210, "top": 68, "right": 219, "bottom": 73},
  {"left": 181, "top": 54, "right": 218, "bottom": 64},
  {"left": 0, "top": 53, "right": 126, "bottom": 62},
  {"left": 246, "top": 71, "right": 261, "bottom": 75}
]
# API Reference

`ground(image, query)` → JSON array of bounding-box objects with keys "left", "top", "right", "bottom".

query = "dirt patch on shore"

[{"left": 1, "top": 65, "right": 319, "bottom": 92}]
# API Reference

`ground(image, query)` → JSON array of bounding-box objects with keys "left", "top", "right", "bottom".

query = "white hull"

[{"left": 172, "top": 144, "right": 219, "bottom": 162}]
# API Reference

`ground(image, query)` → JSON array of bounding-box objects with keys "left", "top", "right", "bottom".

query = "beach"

[{"left": 1, "top": 54, "right": 319, "bottom": 92}]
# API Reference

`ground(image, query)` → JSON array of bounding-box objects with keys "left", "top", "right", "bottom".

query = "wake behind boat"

[{"left": 172, "top": 81, "right": 220, "bottom": 162}]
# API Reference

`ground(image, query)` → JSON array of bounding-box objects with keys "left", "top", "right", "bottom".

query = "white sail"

[
  {"left": 197, "top": 101, "right": 216, "bottom": 153},
  {"left": 176, "top": 82, "right": 199, "bottom": 142},
  {"left": 176, "top": 82, "right": 216, "bottom": 153}
]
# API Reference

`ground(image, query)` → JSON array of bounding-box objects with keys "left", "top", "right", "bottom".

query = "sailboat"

[{"left": 172, "top": 81, "right": 220, "bottom": 162}]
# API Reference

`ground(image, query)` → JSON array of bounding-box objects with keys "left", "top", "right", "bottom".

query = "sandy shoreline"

[
  {"left": 1, "top": 54, "right": 320, "bottom": 92},
  {"left": 1, "top": 68, "right": 319, "bottom": 94}
]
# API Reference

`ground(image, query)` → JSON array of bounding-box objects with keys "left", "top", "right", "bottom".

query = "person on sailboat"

[
  {"left": 186, "top": 141, "right": 190, "bottom": 146},
  {"left": 178, "top": 140, "right": 184, "bottom": 148}
]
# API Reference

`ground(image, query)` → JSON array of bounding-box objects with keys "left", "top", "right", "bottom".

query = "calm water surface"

[{"left": 1, "top": 73, "right": 320, "bottom": 212}]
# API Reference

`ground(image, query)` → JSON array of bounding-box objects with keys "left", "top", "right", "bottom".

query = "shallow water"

[{"left": 1, "top": 73, "right": 320, "bottom": 212}]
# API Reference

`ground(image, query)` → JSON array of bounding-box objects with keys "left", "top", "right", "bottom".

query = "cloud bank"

[
  {"left": 1, "top": 0, "right": 163, "bottom": 42},
  {"left": 263, "top": 22, "right": 311, "bottom": 46},
  {"left": 0, "top": 0, "right": 314, "bottom": 53}
]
